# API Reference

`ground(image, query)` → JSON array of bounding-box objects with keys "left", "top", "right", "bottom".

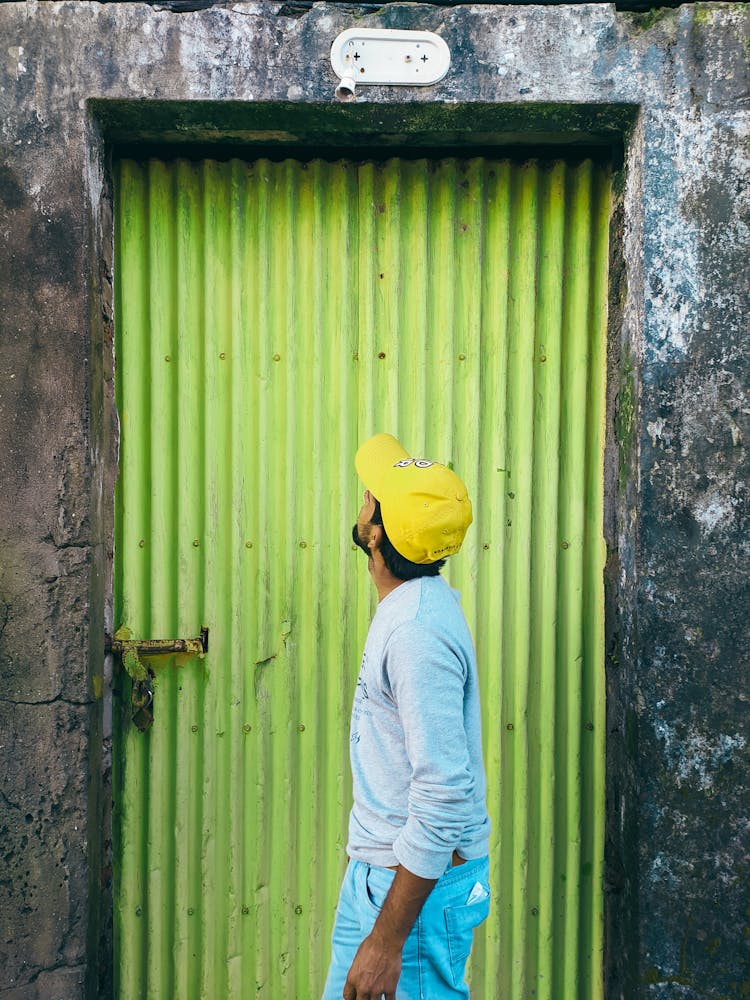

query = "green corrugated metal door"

[{"left": 113, "top": 155, "right": 610, "bottom": 1000}]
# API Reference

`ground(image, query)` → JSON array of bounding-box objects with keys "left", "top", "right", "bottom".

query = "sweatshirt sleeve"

[{"left": 385, "top": 621, "right": 474, "bottom": 879}]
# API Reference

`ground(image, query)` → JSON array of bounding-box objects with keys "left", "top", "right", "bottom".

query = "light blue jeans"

[{"left": 322, "top": 856, "right": 490, "bottom": 1000}]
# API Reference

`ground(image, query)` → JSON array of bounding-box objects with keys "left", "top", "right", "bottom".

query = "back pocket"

[{"left": 444, "top": 893, "right": 491, "bottom": 987}]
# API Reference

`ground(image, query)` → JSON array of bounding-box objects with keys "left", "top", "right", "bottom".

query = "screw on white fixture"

[{"left": 331, "top": 28, "right": 451, "bottom": 102}]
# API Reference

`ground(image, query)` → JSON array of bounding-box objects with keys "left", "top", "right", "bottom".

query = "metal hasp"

[
  {"left": 107, "top": 626, "right": 209, "bottom": 732},
  {"left": 106, "top": 627, "right": 209, "bottom": 658}
]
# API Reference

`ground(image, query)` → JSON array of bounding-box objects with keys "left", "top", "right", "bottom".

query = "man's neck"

[{"left": 368, "top": 558, "right": 405, "bottom": 602}]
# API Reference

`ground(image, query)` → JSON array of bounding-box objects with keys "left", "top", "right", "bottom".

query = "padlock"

[
  {"left": 132, "top": 703, "right": 154, "bottom": 732},
  {"left": 131, "top": 677, "right": 154, "bottom": 733}
]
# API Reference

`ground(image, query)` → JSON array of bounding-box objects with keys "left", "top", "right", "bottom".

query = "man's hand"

[
  {"left": 343, "top": 926, "right": 402, "bottom": 1000},
  {"left": 342, "top": 864, "right": 438, "bottom": 999}
]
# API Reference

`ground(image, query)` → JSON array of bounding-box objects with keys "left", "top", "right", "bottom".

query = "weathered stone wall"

[{"left": 0, "top": 2, "right": 746, "bottom": 997}]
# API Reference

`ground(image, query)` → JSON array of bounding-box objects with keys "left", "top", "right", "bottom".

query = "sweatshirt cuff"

[{"left": 392, "top": 831, "right": 453, "bottom": 880}]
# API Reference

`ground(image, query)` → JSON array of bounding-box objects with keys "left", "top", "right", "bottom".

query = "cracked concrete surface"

[{"left": 0, "top": 702, "right": 89, "bottom": 994}]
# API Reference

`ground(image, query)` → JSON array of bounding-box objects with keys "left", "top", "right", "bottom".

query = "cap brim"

[{"left": 355, "top": 433, "right": 409, "bottom": 501}]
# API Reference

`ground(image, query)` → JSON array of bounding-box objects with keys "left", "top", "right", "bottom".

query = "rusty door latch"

[{"left": 105, "top": 626, "right": 209, "bottom": 733}]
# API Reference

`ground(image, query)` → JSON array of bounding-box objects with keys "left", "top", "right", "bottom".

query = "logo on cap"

[{"left": 394, "top": 459, "right": 435, "bottom": 469}]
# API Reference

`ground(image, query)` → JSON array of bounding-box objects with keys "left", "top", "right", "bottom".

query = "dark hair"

[{"left": 371, "top": 500, "right": 445, "bottom": 580}]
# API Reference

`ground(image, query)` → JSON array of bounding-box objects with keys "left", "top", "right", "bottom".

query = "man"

[{"left": 322, "top": 433, "right": 491, "bottom": 1000}]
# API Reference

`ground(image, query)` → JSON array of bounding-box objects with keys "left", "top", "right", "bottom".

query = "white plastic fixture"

[{"left": 330, "top": 28, "right": 451, "bottom": 102}]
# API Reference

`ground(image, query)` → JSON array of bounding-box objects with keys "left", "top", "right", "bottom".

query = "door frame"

[{"left": 87, "top": 98, "right": 641, "bottom": 999}]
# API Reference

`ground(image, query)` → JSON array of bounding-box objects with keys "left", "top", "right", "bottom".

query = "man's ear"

[{"left": 368, "top": 523, "right": 384, "bottom": 551}]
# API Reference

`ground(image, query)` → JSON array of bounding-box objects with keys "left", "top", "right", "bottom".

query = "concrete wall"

[{"left": 0, "top": 2, "right": 747, "bottom": 997}]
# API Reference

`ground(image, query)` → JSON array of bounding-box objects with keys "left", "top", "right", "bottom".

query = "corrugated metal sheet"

[{"left": 113, "top": 155, "right": 610, "bottom": 999}]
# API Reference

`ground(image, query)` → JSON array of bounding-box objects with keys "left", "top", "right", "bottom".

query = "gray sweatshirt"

[{"left": 347, "top": 575, "right": 491, "bottom": 880}]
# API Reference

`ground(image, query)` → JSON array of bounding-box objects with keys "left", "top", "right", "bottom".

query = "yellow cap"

[{"left": 355, "top": 433, "right": 473, "bottom": 564}]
